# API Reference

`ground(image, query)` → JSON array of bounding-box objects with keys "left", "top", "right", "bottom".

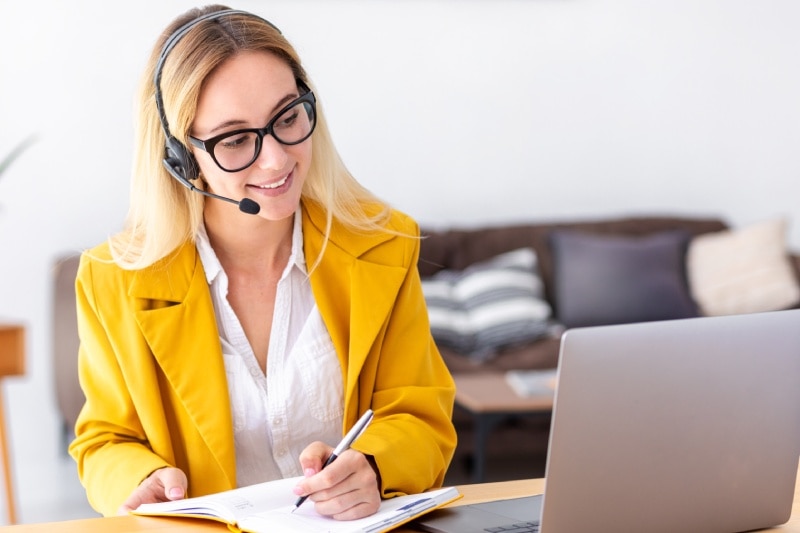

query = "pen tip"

[{"left": 290, "top": 506, "right": 297, "bottom": 514}]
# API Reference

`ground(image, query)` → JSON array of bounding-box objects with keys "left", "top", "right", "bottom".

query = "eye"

[
  {"left": 218, "top": 131, "right": 257, "bottom": 151},
  {"left": 274, "top": 109, "right": 300, "bottom": 131}
]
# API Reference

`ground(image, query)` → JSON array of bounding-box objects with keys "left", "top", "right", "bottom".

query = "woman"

[{"left": 68, "top": 5, "right": 456, "bottom": 519}]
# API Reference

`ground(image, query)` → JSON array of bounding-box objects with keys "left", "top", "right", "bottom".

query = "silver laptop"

[{"left": 419, "top": 309, "right": 800, "bottom": 533}]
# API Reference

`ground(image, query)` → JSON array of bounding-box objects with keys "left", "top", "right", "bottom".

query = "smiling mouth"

[{"left": 254, "top": 175, "right": 289, "bottom": 189}]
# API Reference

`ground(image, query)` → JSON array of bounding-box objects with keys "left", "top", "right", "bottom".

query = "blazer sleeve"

[
  {"left": 348, "top": 215, "right": 458, "bottom": 496},
  {"left": 68, "top": 250, "right": 172, "bottom": 516}
]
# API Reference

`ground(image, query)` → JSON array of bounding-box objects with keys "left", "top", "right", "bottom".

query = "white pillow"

[{"left": 687, "top": 218, "right": 800, "bottom": 316}]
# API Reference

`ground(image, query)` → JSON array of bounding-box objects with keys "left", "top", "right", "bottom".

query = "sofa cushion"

[
  {"left": 422, "top": 248, "right": 553, "bottom": 362},
  {"left": 419, "top": 217, "right": 730, "bottom": 311},
  {"left": 550, "top": 230, "right": 698, "bottom": 328},
  {"left": 686, "top": 218, "right": 800, "bottom": 316}
]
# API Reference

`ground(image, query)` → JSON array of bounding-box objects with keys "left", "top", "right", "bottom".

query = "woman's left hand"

[{"left": 293, "top": 442, "right": 381, "bottom": 520}]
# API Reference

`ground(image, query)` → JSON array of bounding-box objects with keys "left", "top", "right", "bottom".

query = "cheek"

[
  {"left": 193, "top": 153, "right": 230, "bottom": 189},
  {"left": 292, "top": 140, "right": 313, "bottom": 170},
  {"left": 191, "top": 149, "right": 217, "bottom": 179}
]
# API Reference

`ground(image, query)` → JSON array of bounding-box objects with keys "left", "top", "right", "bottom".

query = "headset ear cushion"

[{"left": 164, "top": 136, "right": 199, "bottom": 183}]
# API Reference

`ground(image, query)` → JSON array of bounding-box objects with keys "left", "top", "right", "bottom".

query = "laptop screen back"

[{"left": 540, "top": 309, "right": 800, "bottom": 533}]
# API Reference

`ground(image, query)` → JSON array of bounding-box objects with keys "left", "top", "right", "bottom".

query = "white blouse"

[{"left": 195, "top": 211, "right": 343, "bottom": 487}]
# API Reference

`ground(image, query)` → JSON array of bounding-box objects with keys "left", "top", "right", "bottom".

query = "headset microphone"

[{"left": 162, "top": 158, "right": 261, "bottom": 215}]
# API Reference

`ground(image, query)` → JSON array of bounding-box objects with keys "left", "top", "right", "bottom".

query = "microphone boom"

[{"left": 165, "top": 160, "right": 261, "bottom": 215}]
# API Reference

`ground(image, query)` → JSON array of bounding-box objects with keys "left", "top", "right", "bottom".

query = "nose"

[{"left": 254, "top": 134, "right": 288, "bottom": 170}]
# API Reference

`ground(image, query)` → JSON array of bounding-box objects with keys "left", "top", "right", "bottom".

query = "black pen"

[{"left": 292, "top": 408, "right": 374, "bottom": 512}]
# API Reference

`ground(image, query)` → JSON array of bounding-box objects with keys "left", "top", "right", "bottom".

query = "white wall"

[{"left": 0, "top": 0, "right": 799, "bottom": 520}]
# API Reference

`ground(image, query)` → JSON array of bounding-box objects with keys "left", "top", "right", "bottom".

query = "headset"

[{"left": 153, "top": 9, "right": 281, "bottom": 215}]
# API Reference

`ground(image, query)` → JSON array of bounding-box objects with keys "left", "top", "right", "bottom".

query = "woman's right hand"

[{"left": 117, "top": 466, "right": 188, "bottom": 515}]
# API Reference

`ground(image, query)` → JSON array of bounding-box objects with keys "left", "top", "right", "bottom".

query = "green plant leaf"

[{"left": 0, "top": 134, "right": 38, "bottom": 178}]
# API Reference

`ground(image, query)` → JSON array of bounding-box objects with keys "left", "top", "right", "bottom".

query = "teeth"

[{"left": 256, "top": 176, "right": 288, "bottom": 189}]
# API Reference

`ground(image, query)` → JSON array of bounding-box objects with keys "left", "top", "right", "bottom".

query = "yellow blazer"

[{"left": 69, "top": 201, "right": 457, "bottom": 516}]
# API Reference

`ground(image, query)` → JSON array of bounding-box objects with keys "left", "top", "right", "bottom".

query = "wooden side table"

[
  {"left": 0, "top": 323, "right": 25, "bottom": 525},
  {"left": 454, "top": 373, "right": 554, "bottom": 483}
]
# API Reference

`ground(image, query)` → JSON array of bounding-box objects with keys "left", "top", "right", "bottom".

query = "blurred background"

[{"left": 1, "top": 0, "right": 799, "bottom": 524}]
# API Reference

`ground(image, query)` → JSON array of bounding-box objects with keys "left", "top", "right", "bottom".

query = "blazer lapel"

[
  {"left": 129, "top": 243, "right": 236, "bottom": 487},
  {"left": 302, "top": 203, "right": 407, "bottom": 425},
  {"left": 348, "top": 259, "right": 407, "bottom": 368}
]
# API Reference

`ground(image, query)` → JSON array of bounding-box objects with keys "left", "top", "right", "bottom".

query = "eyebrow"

[{"left": 203, "top": 91, "right": 299, "bottom": 136}]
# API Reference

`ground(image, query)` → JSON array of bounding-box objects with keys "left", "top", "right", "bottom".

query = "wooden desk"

[
  {"left": 0, "top": 479, "right": 542, "bottom": 532},
  {"left": 4, "top": 468, "right": 800, "bottom": 532},
  {"left": 454, "top": 373, "right": 553, "bottom": 482},
  {"left": 0, "top": 323, "right": 25, "bottom": 525}
]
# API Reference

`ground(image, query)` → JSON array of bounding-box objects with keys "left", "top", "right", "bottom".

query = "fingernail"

[
  {"left": 168, "top": 487, "right": 184, "bottom": 499},
  {"left": 304, "top": 468, "right": 316, "bottom": 477}
]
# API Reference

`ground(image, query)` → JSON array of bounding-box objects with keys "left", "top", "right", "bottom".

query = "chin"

[{"left": 254, "top": 201, "right": 300, "bottom": 222}]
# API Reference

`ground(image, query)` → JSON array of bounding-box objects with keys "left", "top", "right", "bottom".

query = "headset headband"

[{"left": 153, "top": 9, "right": 281, "bottom": 138}]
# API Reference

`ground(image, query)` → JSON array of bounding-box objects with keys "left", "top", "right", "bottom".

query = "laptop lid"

[{"left": 540, "top": 309, "right": 800, "bottom": 533}]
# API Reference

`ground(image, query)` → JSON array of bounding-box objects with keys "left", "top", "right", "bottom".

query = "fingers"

[
  {"left": 297, "top": 441, "right": 332, "bottom": 476},
  {"left": 293, "top": 449, "right": 380, "bottom": 520},
  {"left": 294, "top": 441, "right": 338, "bottom": 497},
  {"left": 157, "top": 467, "right": 188, "bottom": 500},
  {"left": 117, "top": 467, "right": 188, "bottom": 515}
]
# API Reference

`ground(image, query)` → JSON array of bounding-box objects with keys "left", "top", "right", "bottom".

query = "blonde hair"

[{"left": 110, "top": 5, "right": 392, "bottom": 270}]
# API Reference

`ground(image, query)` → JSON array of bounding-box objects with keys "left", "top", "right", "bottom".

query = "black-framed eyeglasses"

[{"left": 188, "top": 82, "right": 317, "bottom": 173}]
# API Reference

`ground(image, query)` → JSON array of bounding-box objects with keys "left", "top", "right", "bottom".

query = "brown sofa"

[
  {"left": 418, "top": 215, "right": 800, "bottom": 481},
  {"left": 53, "top": 254, "right": 82, "bottom": 449},
  {"left": 417, "top": 216, "right": 741, "bottom": 374}
]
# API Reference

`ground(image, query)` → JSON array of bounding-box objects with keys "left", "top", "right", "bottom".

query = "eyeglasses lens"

[{"left": 212, "top": 100, "right": 315, "bottom": 171}]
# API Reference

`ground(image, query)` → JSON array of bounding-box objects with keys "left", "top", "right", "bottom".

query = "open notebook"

[
  {"left": 420, "top": 309, "right": 800, "bottom": 533},
  {"left": 133, "top": 475, "right": 460, "bottom": 533}
]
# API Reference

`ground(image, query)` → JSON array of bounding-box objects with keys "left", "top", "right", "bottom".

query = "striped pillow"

[{"left": 422, "top": 248, "right": 553, "bottom": 362}]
